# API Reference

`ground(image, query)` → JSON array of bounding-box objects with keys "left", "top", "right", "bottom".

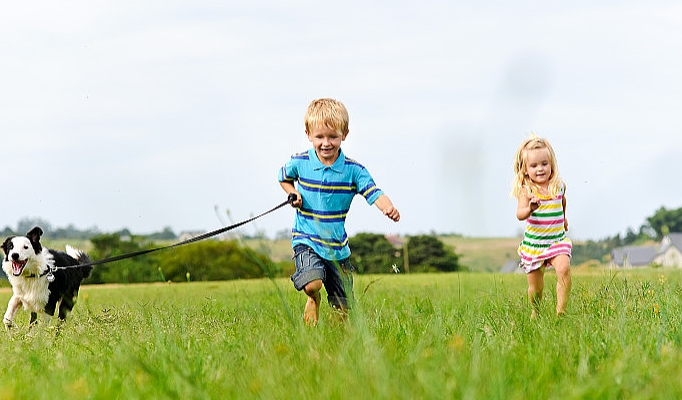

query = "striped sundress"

[{"left": 517, "top": 184, "right": 572, "bottom": 273}]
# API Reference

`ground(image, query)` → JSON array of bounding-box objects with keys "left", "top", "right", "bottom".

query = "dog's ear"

[
  {"left": 26, "top": 226, "right": 43, "bottom": 242},
  {"left": 1, "top": 237, "right": 15, "bottom": 259},
  {"left": 26, "top": 226, "right": 44, "bottom": 254}
]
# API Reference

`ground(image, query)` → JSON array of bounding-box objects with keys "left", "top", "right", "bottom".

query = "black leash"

[{"left": 49, "top": 194, "right": 296, "bottom": 272}]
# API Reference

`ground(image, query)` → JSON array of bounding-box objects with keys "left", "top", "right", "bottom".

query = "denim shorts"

[{"left": 290, "top": 244, "right": 354, "bottom": 308}]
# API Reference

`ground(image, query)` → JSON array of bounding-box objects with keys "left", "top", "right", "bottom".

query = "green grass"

[{"left": 1, "top": 269, "right": 682, "bottom": 399}]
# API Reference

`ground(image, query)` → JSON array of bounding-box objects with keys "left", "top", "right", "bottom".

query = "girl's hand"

[
  {"left": 529, "top": 196, "right": 541, "bottom": 212},
  {"left": 564, "top": 217, "right": 569, "bottom": 232}
]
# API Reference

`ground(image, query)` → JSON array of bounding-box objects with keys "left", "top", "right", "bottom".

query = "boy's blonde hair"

[
  {"left": 304, "top": 98, "right": 349, "bottom": 135},
  {"left": 511, "top": 133, "right": 563, "bottom": 198}
]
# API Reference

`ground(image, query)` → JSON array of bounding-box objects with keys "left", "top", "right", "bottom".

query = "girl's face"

[
  {"left": 306, "top": 125, "right": 347, "bottom": 166},
  {"left": 524, "top": 148, "right": 552, "bottom": 185}
]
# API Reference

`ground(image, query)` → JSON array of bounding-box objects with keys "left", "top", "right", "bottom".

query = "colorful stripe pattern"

[
  {"left": 517, "top": 184, "right": 572, "bottom": 273},
  {"left": 279, "top": 148, "right": 383, "bottom": 260}
]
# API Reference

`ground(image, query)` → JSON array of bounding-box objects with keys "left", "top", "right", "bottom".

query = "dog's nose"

[{"left": 11, "top": 253, "right": 19, "bottom": 261}]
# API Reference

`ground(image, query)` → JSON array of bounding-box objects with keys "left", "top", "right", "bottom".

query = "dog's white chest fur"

[
  {"left": 7, "top": 275, "right": 50, "bottom": 313},
  {"left": 4, "top": 249, "right": 52, "bottom": 313}
]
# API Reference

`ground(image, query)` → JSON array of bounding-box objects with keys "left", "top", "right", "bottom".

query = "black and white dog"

[{"left": 1, "top": 226, "right": 93, "bottom": 329}]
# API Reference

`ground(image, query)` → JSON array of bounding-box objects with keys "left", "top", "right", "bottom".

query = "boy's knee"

[{"left": 304, "top": 279, "right": 323, "bottom": 296}]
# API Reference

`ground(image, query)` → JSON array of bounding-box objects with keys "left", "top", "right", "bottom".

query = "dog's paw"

[{"left": 3, "top": 318, "right": 13, "bottom": 330}]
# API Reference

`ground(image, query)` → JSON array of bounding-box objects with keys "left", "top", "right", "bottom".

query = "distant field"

[
  {"left": 42, "top": 239, "right": 93, "bottom": 252},
  {"left": 439, "top": 236, "right": 520, "bottom": 272},
  {"left": 242, "top": 237, "right": 293, "bottom": 262}
]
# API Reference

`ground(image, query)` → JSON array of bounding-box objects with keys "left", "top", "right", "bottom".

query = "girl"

[{"left": 512, "top": 134, "right": 572, "bottom": 318}]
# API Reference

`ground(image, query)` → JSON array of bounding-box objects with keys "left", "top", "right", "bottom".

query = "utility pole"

[{"left": 403, "top": 241, "right": 410, "bottom": 274}]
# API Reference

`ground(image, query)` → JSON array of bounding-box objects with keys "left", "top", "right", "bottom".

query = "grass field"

[{"left": 2, "top": 268, "right": 682, "bottom": 399}]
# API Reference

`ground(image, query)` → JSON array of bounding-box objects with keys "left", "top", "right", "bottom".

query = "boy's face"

[{"left": 306, "top": 125, "right": 347, "bottom": 166}]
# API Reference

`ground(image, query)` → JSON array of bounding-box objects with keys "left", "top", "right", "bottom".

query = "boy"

[{"left": 278, "top": 98, "right": 400, "bottom": 325}]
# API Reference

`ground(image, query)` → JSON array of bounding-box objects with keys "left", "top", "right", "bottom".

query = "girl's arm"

[
  {"left": 374, "top": 194, "right": 400, "bottom": 222},
  {"left": 516, "top": 191, "right": 540, "bottom": 221},
  {"left": 279, "top": 181, "right": 302, "bottom": 208},
  {"left": 562, "top": 183, "right": 569, "bottom": 231}
]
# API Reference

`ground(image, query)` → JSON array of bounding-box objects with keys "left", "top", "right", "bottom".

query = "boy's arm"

[
  {"left": 280, "top": 181, "right": 302, "bottom": 208},
  {"left": 374, "top": 194, "right": 400, "bottom": 222}
]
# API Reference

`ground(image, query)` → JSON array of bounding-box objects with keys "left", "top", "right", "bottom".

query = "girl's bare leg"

[
  {"left": 527, "top": 268, "right": 544, "bottom": 319},
  {"left": 552, "top": 254, "right": 571, "bottom": 315}
]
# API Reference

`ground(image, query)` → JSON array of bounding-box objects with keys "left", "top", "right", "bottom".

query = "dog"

[{"left": 1, "top": 226, "right": 93, "bottom": 329}]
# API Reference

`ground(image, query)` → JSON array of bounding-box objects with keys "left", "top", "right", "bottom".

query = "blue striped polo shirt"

[{"left": 278, "top": 148, "right": 384, "bottom": 261}]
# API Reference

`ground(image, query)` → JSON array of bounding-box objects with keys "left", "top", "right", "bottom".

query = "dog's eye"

[{"left": 23, "top": 245, "right": 29, "bottom": 250}]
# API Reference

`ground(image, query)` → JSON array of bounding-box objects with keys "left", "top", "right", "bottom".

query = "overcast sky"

[{"left": 1, "top": 1, "right": 681, "bottom": 241}]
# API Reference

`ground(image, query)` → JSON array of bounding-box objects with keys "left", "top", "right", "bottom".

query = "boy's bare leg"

[
  {"left": 552, "top": 255, "right": 571, "bottom": 315},
  {"left": 303, "top": 280, "right": 323, "bottom": 326},
  {"left": 527, "top": 268, "right": 544, "bottom": 319}
]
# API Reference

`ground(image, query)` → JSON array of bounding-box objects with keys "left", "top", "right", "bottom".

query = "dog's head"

[{"left": 1, "top": 227, "right": 44, "bottom": 276}]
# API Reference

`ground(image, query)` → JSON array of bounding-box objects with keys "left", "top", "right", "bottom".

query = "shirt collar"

[{"left": 309, "top": 148, "right": 345, "bottom": 172}]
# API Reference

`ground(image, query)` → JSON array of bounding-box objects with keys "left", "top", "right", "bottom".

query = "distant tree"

[
  {"left": 407, "top": 235, "right": 460, "bottom": 272},
  {"left": 156, "top": 240, "right": 274, "bottom": 281},
  {"left": 571, "top": 240, "right": 612, "bottom": 265},
  {"left": 16, "top": 217, "right": 51, "bottom": 234},
  {"left": 645, "top": 206, "right": 682, "bottom": 240},
  {"left": 88, "top": 233, "right": 278, "bottom": 283},
  {"left": 146, "top": 226, "right": 177, "bottom": 240},
  {"left": 406, "top": 235, "right": 461, "bottom": 272},
  {"left": 348, "top": 233, "right": 402, "bottom": 274},
  {"left": 88, "top": 233, "right": 160, "bottom": 283},
  {"left": 50, "top": 224, "right": 101, "bottom": 240}
]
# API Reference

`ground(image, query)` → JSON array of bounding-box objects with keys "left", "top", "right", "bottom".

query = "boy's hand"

[
  {"left": 374, "top": 194, "right": 400, "bottom": 222},
  {"left": 288, "top": 191, "right": 302, "bottom": 208},
  {"left": 383, "top": 206, "right": 400, "bottom": 222}
]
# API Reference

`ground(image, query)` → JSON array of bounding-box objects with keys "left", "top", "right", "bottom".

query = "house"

[
  {"left": 654, "top": 233, "right": 682, "bottom": 267},
  {"left": 500, "top": 259, "right": 523, "bottom": 274},
  {"left": 610, "top": 245, "right": 659, "bottom": 268},
  {"left": 611, "top": 233, "right": 682, "bottom": 268}
]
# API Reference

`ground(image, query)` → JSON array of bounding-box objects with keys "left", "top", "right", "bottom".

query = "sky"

[{"left": 1, "top": 1, "right": 681, "bottom": 241}]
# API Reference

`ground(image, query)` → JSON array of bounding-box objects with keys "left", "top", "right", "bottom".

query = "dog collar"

[{"left": 25, "top": 271, "right": 50, "bottom": 279}]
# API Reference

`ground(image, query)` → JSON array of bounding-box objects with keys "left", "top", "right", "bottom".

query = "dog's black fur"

[{"left": 2, "top": 226, "right": 93, "bottom": 328}]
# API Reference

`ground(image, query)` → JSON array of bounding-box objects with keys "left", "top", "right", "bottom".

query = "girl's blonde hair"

[
  {"left": 304, "top": 98, "right": 349, "bottom": 135},
  {"left": 511, "top": 133, "right": 562, "bottom": 198}
]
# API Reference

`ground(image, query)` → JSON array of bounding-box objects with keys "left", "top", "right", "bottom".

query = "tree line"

[
  {"left": 0, "top": 219, "right": 463, "bottom": 282},
  {"left": 77, "top": 232, "right": 462, "bottom": 284},
  {"left": 571, "top": 205, "right": 682, "bottom": 265},
  {"left": 2, "top": 204, "right": 681, "bottom": 281}
]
